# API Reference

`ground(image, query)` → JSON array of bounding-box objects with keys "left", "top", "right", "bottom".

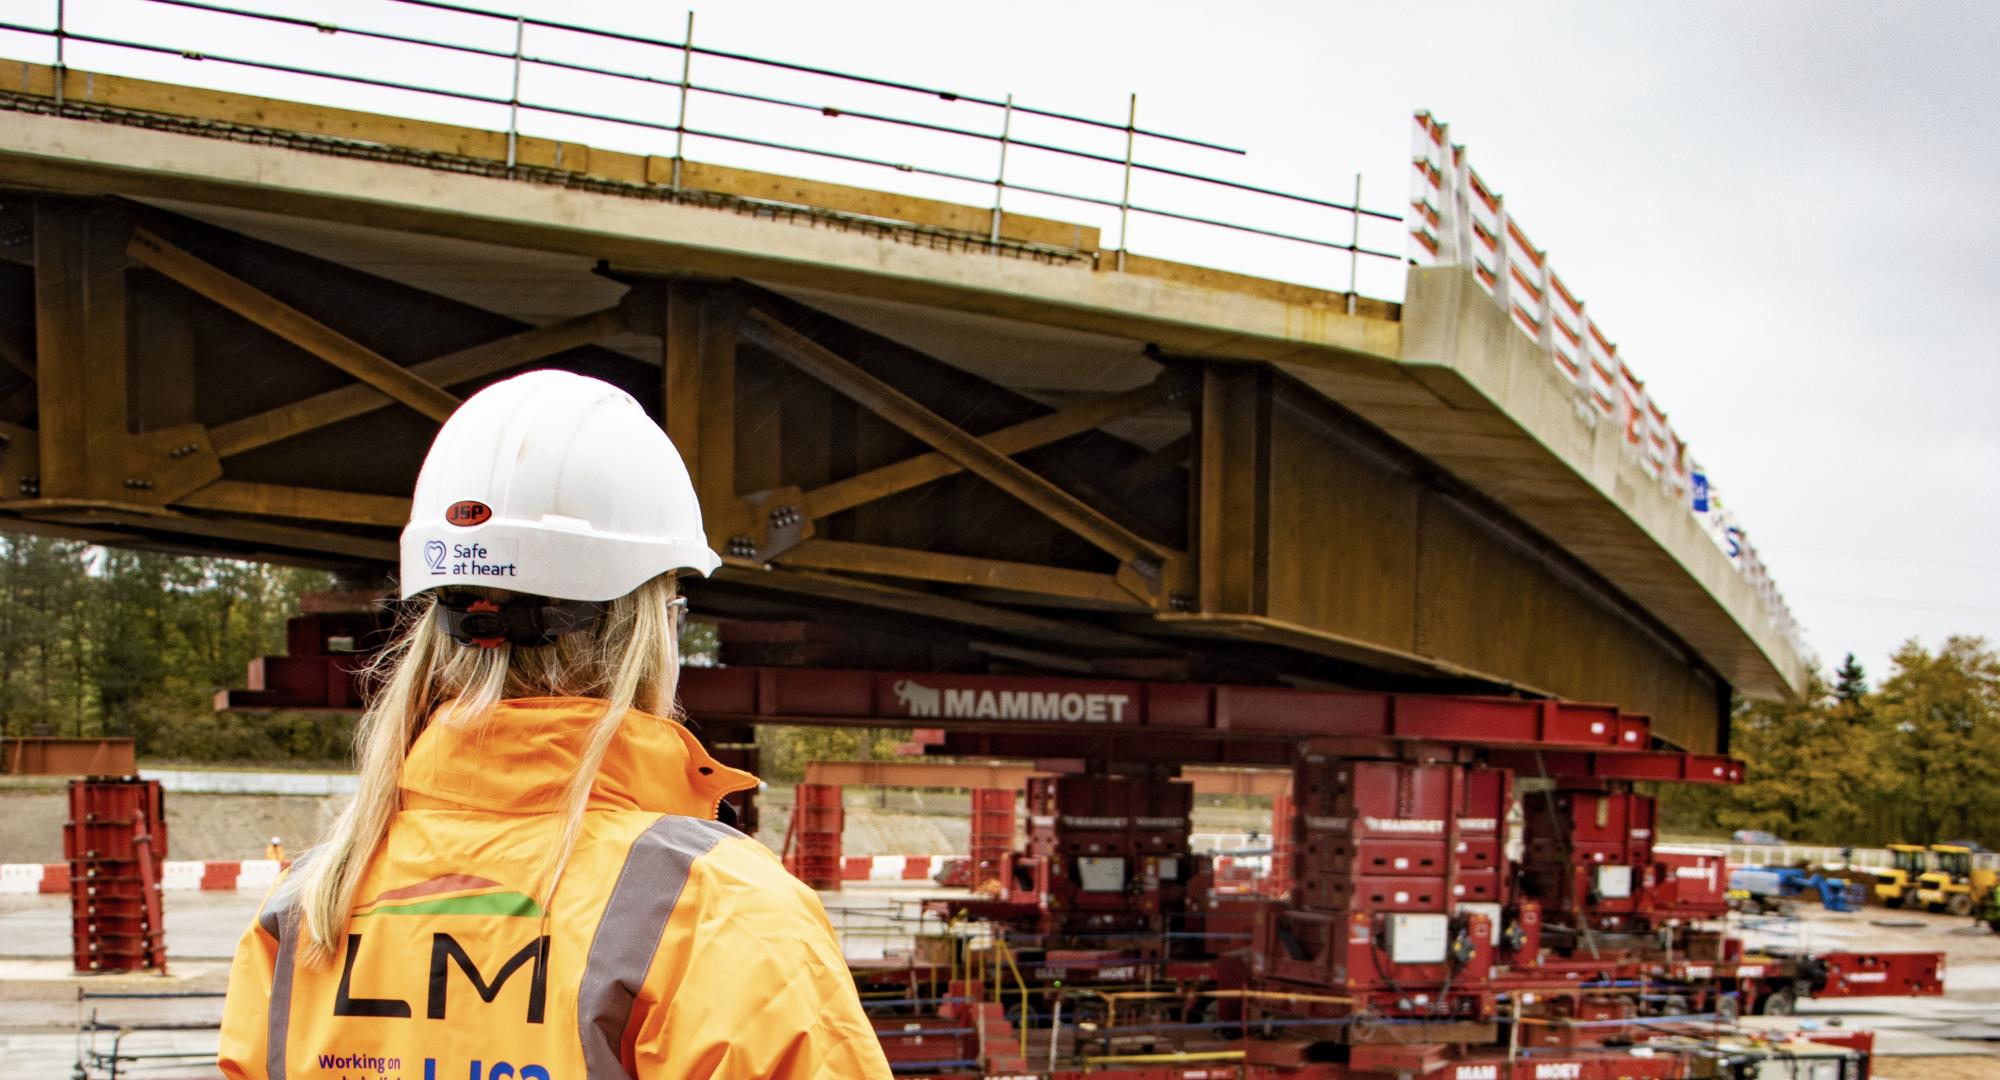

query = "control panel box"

[{"left": 1385, "top": 912, "right": 1450, "bottom": 964}]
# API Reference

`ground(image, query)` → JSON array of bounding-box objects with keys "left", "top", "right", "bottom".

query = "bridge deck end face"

[{"left": 1397, "top": 265, "right": 1809, "bottom": 702}]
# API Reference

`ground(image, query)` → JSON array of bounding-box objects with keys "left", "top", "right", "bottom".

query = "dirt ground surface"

[
  {"left": 1870, "top": 1057, "right": 2000, "bottom": 1080},
  {"left": 4, "top": 880, "right": 1998, "bottom": 1076},
  {"left": 0, "top": 785, "right": 345, "bottom": 863},
  {"left": 1, "top": 784, "right": 1272, "bottom": 862}
]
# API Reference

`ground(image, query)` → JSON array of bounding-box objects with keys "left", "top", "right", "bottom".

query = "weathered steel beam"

[
  {"left": 777, "top": 538, "right": 1143, "bottom": 609},
  {"left": 173, "top": 479, "right": 410, "bottom": 528},
  {"left": 663, "top": 287, "right": 744, "bottom": 541},
  {"left": 34, "top": 202, "right": 125, "bottom": 499},
  {"left": 1196, "top": 364, "right": 1268, "bottom": 614},
  {"left": 27, "top": 204, "right": 218, "bottom": 508},
  {"left": 127, "top": 228, "right": 459, "bottom": 422},
  {"left": 209, "top": 297, "right": 638, "bottom": 458},
  {"left": 801, "top": 381, "right": 1163, "bottom": 520},
  {"left": 0, "top": 327, "right": 32, "bottom": 380},
  {"left": 741, "top": 308, "right": 1178, "bottom": 601},
  {"left": 713, "top": 562, "right": 1162, "bottom": 654},
  {"left": 28, "top": 505, "right": 397, "bottom": 563}
]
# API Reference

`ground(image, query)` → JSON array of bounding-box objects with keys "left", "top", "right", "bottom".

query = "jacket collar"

[{"left": 399, "top": 697, "right": 758, "bottom": 818}]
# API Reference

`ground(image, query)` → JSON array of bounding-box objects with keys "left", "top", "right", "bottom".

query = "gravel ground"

[
  {"left": 2, "top": 786, "right": 1275, "bottom": 862},
  {"left": 2, "top": 888, "right": 1997, "bottom": 1075}
]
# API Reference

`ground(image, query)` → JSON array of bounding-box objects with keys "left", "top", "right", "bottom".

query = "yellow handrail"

[
  {"left": 1081, "top": 1050, "right": 1245, "bottom": 1067},
  {"left": 997, "top": 938, "right": 1032, "bottom": 1062}
]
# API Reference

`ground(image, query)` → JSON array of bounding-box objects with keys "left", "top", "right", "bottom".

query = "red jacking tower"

[{"left": 231, "top": 601, "right": 1942, "bottom": 1079}]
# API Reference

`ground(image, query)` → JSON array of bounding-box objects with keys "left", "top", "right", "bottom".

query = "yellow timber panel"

[
  {"left": 1413, "top": 497, "right": 1719, "bottom": 752},
  {"left": 1263, "top": 397, "right": 1420, "bottom": 652}
]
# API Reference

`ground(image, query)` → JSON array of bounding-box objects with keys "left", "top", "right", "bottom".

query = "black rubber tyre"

[
  {"left": 1759, "top": 986, "right": 1797, "bottom": 1016},
  {"left": 1947, "top": 893, "right": 1975, "bottom": 917},
  {"left": 1882, "top": 890, "right": 1905, "bottom": 909}
]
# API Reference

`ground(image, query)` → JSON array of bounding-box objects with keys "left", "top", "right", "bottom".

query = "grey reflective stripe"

[
  {"left": 256, "top": 849, "right": 314, "bottom": 1080},
  {"left": 578, "top": 815, "right": 739, "bottom": 1079}
]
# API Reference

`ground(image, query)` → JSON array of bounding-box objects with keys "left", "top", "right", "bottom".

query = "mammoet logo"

[
  {"left": 1675, "top": 862, "right": 1719, "bottom": 890},
  {"left": 892, "top": 679, "right": 942, "bottom": 716},
  {"left": 1361, "top": 816, "right": 1445, "bottom": 834},
  {"left": 1455, "top": 1066, "right": 1498, "bottom": 1080},
  {"left": 1535, "top": 1064, "right": 1583, "bottom": 1079},
  {"left": 890, "top": 679, "right": 1129, "bottom": 722}
]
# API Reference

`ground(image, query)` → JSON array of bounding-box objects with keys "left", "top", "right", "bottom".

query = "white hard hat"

[
  {"left": 399, "top": 370, "right": 720, "bottom": 601},
  {"left": 270, "top": 836, "right": 282, "bottom": 845}
]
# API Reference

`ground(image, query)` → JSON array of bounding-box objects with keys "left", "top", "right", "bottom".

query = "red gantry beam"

[{"left": 677, "top": 667, "right": 1743, "bottom": 783}]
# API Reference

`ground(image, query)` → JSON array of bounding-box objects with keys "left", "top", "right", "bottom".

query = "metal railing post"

[
  {"left": 53, "top": 0, "right": 66, "bottom": 114},
  {"left": 1115, "top": 92, "right": 1136, "bottom": 271},
  {"left": 1346, "top": 172, "right": 1361, "bottom": 314},
  {"left": 505, "top": 16, "right": 524, "bottom": 172},
  {"left": 672, "top": 10, "right": 694, "bottom": 191},
  {"left": 989, "top": 92, "right": 1014, "bottom": 245}
]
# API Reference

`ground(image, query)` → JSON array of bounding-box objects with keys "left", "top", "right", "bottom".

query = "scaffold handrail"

[{"left": 0, "top": 0, "right": 1406, "bottom": 296}]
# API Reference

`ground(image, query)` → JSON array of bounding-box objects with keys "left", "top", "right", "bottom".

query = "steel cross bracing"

[{"left": 6, "top": 190, "right": 1733, "bottom": 751}]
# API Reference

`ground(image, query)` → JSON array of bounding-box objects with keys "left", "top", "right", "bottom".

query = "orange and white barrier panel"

[
  {"left": 1, "top": 859, "right": 291, "bottom": 893},
  {"left": 1409, "top": 110, "right": 1803, "bottom": 657},
  {"left": 838, "top": 855, "right": 960, "bottom": 882}
]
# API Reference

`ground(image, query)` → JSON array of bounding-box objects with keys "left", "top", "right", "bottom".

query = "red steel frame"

[{"left": 677, "top": 666, "right": 1742, "bottom": 782}]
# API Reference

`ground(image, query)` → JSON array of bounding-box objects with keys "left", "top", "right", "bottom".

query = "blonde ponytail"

[{"left": 284, "top": 575, "right": 682, "bottom": 969}]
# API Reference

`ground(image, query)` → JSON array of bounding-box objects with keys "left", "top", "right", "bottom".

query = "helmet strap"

[{"left": 436, "top": 595, "right": 607, "bottom": 648}]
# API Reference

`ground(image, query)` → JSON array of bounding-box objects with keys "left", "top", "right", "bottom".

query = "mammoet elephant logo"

[
  {"left": 890, "top": 678, "right": 1131, "bottom": 723},
  {"left": 893, "top": 679, "right": 941, "bottom": 717}
]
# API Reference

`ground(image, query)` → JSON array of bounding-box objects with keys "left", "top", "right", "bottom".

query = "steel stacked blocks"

[
  {"left": 1293, "top": 759, "right": 1456, "bottom": 912},
  {"left": 66, "top": 777, "right": 168, "bottom": 972},
  {"left": 1021, "top": 775, "right": 1196, "bottom": 933},
  {"left": 967, "top": 788, "right": 1015, "bottom": 892},
  {"left": 1520, "top": 789, "right": 1658, "bottom": 930},
  {"left": 1263, "top": 756, "right": 1499, "bottom": 1020},
  {"left": 787, "top": 783, "right": 844, "bottom": 890}
]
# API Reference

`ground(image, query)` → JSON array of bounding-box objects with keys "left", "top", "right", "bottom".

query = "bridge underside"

[{"left": 0, "top": 194, "right": 1726, "bottom": 749}]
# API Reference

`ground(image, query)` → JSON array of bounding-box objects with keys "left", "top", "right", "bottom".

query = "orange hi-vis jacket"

[{"left": 219, "top": 698, "right": 893, "bottom": 1080}]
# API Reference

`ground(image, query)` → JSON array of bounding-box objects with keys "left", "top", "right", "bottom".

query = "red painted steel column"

[
  {"left": 1268, "top": 791, "right": 1294, "bottom": 900},
  {"left": 786, "top": 783, "right": 844, "bottom": 891},
  {"left": 967, "top": 788, "right": 1015, "bottom": 892},
  {"left": 65, "top": 777, "right": 169, "bottom": 972}
]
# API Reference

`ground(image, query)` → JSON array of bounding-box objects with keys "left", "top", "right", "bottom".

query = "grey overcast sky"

[{"left": 7, "top": 0, "right": 1997, "bottom": 684}]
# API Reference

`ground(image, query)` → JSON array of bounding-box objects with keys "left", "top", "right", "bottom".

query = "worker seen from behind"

[
  {"left": 264, "top": 836, "right": 284, "bottom": 862},
  {"left": 219, "top": 370, "right": 892, "bottom": 1079}
]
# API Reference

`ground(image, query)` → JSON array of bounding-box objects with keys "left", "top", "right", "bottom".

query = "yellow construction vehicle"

[
  {"left": 1873, "top": 844, "right": 1931, "bottom": 908},
  {"left": 1914, "top": 844, "right": 1998, "bottom": 916}
]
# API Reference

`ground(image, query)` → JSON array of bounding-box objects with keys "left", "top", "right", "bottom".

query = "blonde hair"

[{"left": 286, "top": 575, "right": 683, "bottom": 968}]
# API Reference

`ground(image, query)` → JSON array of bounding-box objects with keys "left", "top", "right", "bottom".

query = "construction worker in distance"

[
  {"left": 218, "top": 370, "right": 892, "bottom": 1079},
  {"left": 264, "top": 836, "right": 284, "bottom": 862}
]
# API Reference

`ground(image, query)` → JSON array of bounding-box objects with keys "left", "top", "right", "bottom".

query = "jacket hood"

[{"left": 399, "top": 696, "right": 758, "bottom": 818}]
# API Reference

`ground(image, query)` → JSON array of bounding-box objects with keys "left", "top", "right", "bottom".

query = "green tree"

[
  {"left": 1706, "top": 675, "right": 1884, "bottom": 844},
  {"left": 0, "top": 536, "right": 333, "bottom": 757},
  {"left": 754, "top": 725, "right": 911, "bottom": 784},
  {"left": 1874, "top": 636, "right": 2000, "bottom": 844},
  {"left": 1833, "top": 653, "right": 1869, "bottom": 709}
]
